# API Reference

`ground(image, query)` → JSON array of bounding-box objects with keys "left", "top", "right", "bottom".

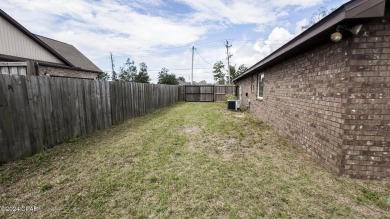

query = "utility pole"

[
  {"left": 110, "top": 52, "right": 116, "bottom": 81},
  {"left": 191, "top": 46, "right": 195, "bottom": 85},
  {"left": 225, "top": 40, "right": 232, "bottom": 84}
]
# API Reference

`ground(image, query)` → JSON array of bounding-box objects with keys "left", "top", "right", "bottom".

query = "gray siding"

[{"left": 0, "top": 16, "right": 63, "bottom": 64}]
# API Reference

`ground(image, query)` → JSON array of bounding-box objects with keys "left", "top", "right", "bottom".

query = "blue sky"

[{"left": 2, "top": 0, "right": 348, "bottom": 83}]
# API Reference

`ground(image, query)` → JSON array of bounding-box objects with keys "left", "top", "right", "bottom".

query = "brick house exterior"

[
  {"left": 234, "top": 0, "right": 389, "bottom": 179},
  {"left": 38, "top": 66, "right": 99, "bottom": 79}
]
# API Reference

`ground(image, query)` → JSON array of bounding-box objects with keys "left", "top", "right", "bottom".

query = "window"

[
  {"left": 251, "top": 75, "right": 255, "bottom": 93},
  {"left": 257, "top": 73, "right": 264, "bottom": 99}
]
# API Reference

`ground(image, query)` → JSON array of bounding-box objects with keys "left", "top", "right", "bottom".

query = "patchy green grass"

[{"left": 0, "top": 102, "right": 389, "bottom": 218}]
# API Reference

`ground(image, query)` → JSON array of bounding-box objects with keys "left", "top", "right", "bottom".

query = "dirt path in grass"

[{"left": 0, "top": 102, "right": 389, "bottom": 218}]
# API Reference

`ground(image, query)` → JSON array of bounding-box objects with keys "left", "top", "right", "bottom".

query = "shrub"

[{"left": 225, "top": 94, "right": 235, "bottom": 101}]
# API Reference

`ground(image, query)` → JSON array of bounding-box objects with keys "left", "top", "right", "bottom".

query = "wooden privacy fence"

[
  {"left": 184, "top": 85, "right": 214, "bottom": 102},
  {"left": 110, "top": 81, "right": 178, "bottom": 124},
  {"left": 0, "top": 74, "right": 178, "bottom": 163},
  {"left": 178, "top": 85, "right": 237, "bottom": 102}
]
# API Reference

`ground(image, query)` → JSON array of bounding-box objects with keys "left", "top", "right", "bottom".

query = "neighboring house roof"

[
  {"left": 36, "top": 35, "right": 102, "bottom": 73},
  {"left": 0, "top": 9, "right": 102, "bottom": 73},
  {"left": 0, "top": 9, "right": 73, "bottom": 67},
  {"left": 178, "top": 80, "right": 191, "bottom": 85},
  {"left": 234, "top": 0, "right": 386, "bottom": 82},
  {"left": 195, "top": 80, "right": 211, "bottom": 85}
]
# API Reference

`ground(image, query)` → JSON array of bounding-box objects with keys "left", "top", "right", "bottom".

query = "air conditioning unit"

[{"left": 227, "top": 100, "right": 241, "bottom": 111}]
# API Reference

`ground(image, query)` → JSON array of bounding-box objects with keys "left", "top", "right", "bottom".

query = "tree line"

[
  {"left": 98, "top": 58, "right": 182, "bottom": 85},
  {"left": 99, "top": 57, "right": 249, "bottom": 85}
]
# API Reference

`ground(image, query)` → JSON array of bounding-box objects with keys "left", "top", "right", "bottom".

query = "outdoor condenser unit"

[{"left": 227, "top": 100, "right": 241, "bottom": 111}]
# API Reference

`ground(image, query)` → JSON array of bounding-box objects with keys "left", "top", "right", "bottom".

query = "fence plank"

[
  {"left": 38, "top": 77, "right": 53, "bottom": 147},
  {"left": 117, "top": 81, "right": 123, "bottom": 123},
  {"left": 7, "top": 75, "right": 22, "bottom": 158},
  {"left": 0, "top": 74, "right": 11, "bottom": 162},
  {"left": 60, "top": 78, "right": 70, "bottom": 139},
  {"left": 11, "top": 76, "right": 30, "bottom": 157},
  {"left": 105, "top": 81, "right": 111, "bottom": 126},
  {"left": 77, "top": 79, "right": 86, "bottom": 135},
  {"left": 124, "top": 82, "right": 129, "bottom": 120},
  {"left": 103, "top": 81, "right": 108, "bottom": 128},
  {"left": 109, "top": 82, "right": 116, "bottom": 124},
  {"left": 141, "top": 83, "right": 145, "bottom": 115},
  {"left": 49, "top": 77, "right": 62, "bottom": 144},
  {"left": 73, "top": 79, "right": 81, "bottom": 136},
  {"left": 84, "top": 80, "right": 92, "bottom": 133},
  {"left": 29, "top": 76, "right": 45, "bottom": 152},
  {"left": 131, "top": 83, "right": 135, "bottom": 118},
  {"left": 17, "top": 76, "right": 32, "bottom": 156}
]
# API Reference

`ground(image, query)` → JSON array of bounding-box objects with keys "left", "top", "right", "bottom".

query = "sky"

[{"left": 1, "top": 0, "right": 349, "bottom": 83}]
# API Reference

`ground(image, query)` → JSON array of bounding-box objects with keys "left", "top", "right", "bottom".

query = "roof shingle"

[{"left": 36, "top": 35, "right": 102, "bottom": 73}]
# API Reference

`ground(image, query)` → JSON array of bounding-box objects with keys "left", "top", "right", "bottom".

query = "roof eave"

[
  {"left": 233, "top": 0, "right": 386, "bottom": 82},
  {"left": 0, "top": 54, "right": 102, "bottom": 73}
]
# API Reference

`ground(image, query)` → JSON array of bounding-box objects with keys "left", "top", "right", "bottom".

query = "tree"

[
  {"left": 226, "top": 65, "right": 237, "bottom": 84},
  {"left": 213, "top": 61, "right": 248, "bottom": 84},
  {"left": 177, "top": 76, "right": 186, "bottom": 82},
  {"left": 158, "top": 67, "right": 179, "bottom": 85},
  {"left": 226, "top": 64, "right": 248, "bottom": 83},
  {"left": 236, "top": 64, "right": 248, "bottom": 76},
  {"left": 213, "top": 61, "right": 225, "bottom": 85},
  {"left": 301, "top": 7, "right": 335, "bottom": 30},
  {"left": 119, "top": 58, "right": 137, "bottom": 82},
  {"left": 134, "top": 62, "right": 150, "bottom": 83},
  {"left": 98, "top": 71, "right": 110, "bottom": 81},
  {"left": 111, "top": 70, "right": 118, "bottom": 81}
]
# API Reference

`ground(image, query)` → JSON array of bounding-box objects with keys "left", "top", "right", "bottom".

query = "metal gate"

[{"left": 185, "top": 85, "right": 214, "bottom": 102}]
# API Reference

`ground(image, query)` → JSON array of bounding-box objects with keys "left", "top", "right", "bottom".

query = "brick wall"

[
  {"left": 342, "top": 14, "right": 390, "bottom": 179},
  {"left": 39, "top": 66, "right": 99, "bottom": 80},
  {"left": 236, "top": 14, "right": 390, "bottom": 179}
]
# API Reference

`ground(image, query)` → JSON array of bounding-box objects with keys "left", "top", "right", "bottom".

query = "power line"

[{"left": 194, "top": 49, "right": 213, "bottom": 66}]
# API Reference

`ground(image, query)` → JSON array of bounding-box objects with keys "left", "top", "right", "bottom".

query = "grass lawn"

[{"left": 0, "top": 102, "right": 389, "bottom": 218}]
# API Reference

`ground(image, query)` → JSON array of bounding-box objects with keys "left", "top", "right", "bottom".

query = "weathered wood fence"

[
  {"left": 178, "top": 85, "right": 237, "bottom": 102},
  {"left": 0, "top": 74, "right": 178, "bottom": 163}
]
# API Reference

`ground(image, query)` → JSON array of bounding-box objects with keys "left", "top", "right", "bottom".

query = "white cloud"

[
  {"left": 178, "top": 0, "right": 325, "bottom": 26},
  {"left": 3, "top": 0, "right": 206, "bottom": 48},
  {"left": 0, "top": 0, "right": 335, "bottom": 84},
  {"left": 178, "top": 0, "right": 286, "bottom": 25},
  {"left": 1, "top": 0, "right": 210, "bottom": 82},
  {"left": 254, "top": 27, "right": 294, "bottom": 57},
  {"left": 271, "top": 0, "right": 323, "bottom": 8}
]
